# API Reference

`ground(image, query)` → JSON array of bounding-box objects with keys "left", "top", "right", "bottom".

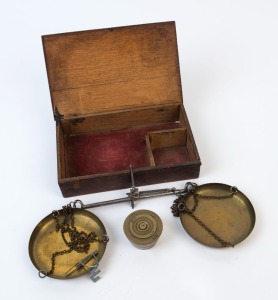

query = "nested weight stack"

[{"left": 123, "top": 209, "right": 163, "bottom": 249}]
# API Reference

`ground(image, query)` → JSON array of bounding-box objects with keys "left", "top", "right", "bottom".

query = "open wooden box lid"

[{"left": 42, "top": 21, "right": 183, "bottom": 119}]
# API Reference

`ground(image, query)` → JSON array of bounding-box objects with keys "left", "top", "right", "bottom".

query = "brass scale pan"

[
  {"left": 29, "top": 209, "right": 107, "bottom": 279},
  {"left": 29, "top": 183, "right": 256, "bottom": 279},
  {"left": 177, "top": 183, "right": 255, "bottom": 248}
]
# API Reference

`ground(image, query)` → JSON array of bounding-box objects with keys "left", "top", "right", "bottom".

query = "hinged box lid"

[{"left": 42, "top": 21, "right": 183, "bottom": 119}]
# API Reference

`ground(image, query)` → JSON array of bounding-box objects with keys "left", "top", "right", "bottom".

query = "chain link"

[
  {"left": 171, "top": 185, "right": 238, "bottom": 247},
  {"left": 187, "top": 212, "right": 234, "bottom": 247},
  {"left": 46, "top": 205, "right": 101, "bottom": 276}
]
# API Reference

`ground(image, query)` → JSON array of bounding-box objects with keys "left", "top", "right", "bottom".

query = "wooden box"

[{"left": 42, "top": 21, "right": 201, "bottom": 197}]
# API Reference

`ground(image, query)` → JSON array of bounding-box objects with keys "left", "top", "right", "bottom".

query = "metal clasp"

[
  {"left": 65, "top": 250, "right": 99, "bottom": 278},
  {"left": 79, "top": 251, "right": 101, "bottom": 283}
]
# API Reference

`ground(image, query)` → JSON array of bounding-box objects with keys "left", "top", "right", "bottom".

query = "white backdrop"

[{"left": 1, "top": 1, "right": 278, "bottom": 299}]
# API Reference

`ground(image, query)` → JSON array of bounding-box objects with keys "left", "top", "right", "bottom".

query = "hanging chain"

[
  {"left": 41, "top": 204, "right": 106, "bottom": 277},
  {"left": 171, "top": 184, "right": 238, "bottom": 247}
]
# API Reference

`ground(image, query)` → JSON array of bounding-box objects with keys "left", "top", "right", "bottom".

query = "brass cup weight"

[
  {"left": 123, "top": 210, "right": 163, "bottom": 249},
  {"left": 29, "top": 168, "right": 256, "bottom": 280}
]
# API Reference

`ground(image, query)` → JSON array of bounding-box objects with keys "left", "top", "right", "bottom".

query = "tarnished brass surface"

[
  {"left": 29, "top": 209, "right": 107, "bottom": 279},
  {"left": 123, "top": 209, "right": 163, "bottom": 249},
  {"left": 180, "top": 183, "right": 255, "bottom": 247}
]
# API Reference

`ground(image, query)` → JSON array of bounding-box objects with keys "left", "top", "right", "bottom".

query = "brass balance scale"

[{"left": 29, "top": 168, "right": 256, "bottom": 281}]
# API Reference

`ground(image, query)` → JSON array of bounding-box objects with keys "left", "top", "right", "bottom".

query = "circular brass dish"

[
  {"left": 123, "top": 209, "right": 163, "bottom": 249},
  {"left": 180, "top": 183, "right": 255, "bottom": 248},
  {"left": 29, "top": 209, "right": 107, "bottom": 279}
]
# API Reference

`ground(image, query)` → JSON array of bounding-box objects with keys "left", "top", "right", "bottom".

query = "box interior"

[{"left": 58, "top": 104, "right": 198, "bottom": 179}]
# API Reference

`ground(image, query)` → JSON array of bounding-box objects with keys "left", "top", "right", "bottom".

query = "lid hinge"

[{"left": 54, "top": 107, "right": 64, "bottom": 125}]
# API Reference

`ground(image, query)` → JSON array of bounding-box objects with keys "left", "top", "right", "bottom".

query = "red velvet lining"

[
  {"left": 153, "top": 147, "right": 190, "bottom": 166},
  {"left": 65, "top": 123, "right": 185, "bottom": 177}
]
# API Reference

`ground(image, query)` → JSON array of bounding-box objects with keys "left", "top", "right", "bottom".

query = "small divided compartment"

[
  {"left": 43, "top": 21, "right": 201, "bottom": 197},
  {"left": 146, "top": 128, "right": 189, "bottom": 167}
]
